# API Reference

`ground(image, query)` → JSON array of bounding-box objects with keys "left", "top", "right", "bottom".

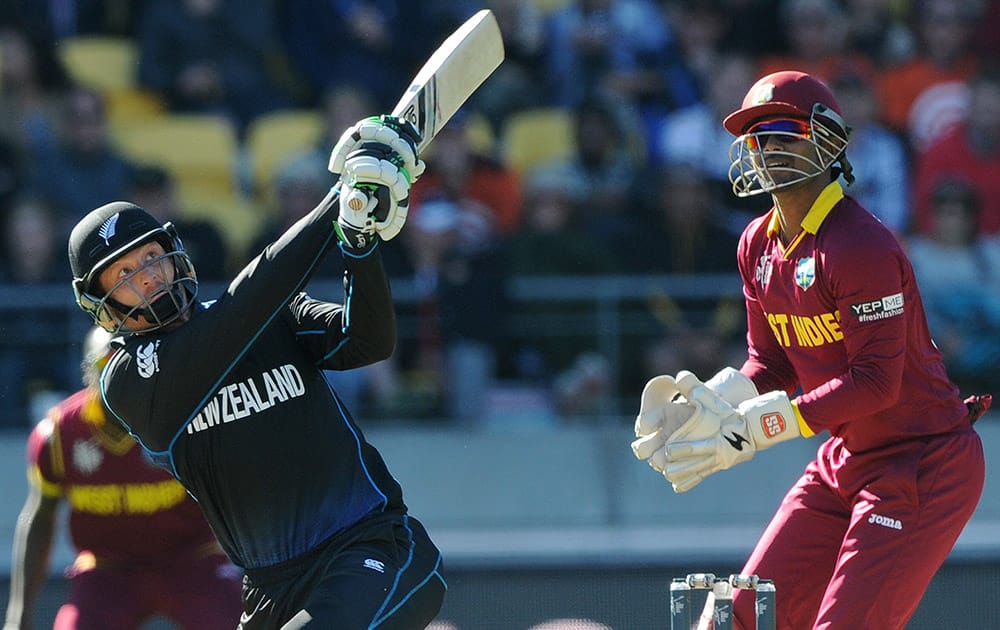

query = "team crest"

[
  {"left": 751, "top": 82, "right": 775, "bottom": 105},
  {"left": 98, "top": 213, "right": 120, "bottom": 246},
  {"left": 794, "top": 257, "right": 815, "bottom": 290},
  {"left": 72, "top": 438, "right": 104, "bottom": 475}
]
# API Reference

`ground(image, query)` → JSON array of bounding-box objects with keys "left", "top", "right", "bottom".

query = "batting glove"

[
  {"left": 663, "top": 385, "right": 804, "bottom": 493},
  {"left": 329, "top": 115, "right": 425, "bottom": 183},
  {"left": 335, "top": 144, "right": 413, "bottom": 250}
]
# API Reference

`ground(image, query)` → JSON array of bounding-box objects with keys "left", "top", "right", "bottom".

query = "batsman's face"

[{"left": 97, "top": 241, "right": 176, "bottom": 328}]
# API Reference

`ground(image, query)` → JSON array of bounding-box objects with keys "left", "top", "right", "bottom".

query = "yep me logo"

[{"left": 850, "top": 292, "right": 903, "bottom": 322}]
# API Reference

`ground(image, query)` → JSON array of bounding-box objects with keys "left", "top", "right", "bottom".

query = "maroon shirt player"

[
  {"left": 631, "top": 71, "right": 987, "bottom": 629},
  {"left": 4, "top": 326, "right": 242, "bottom": 630}
]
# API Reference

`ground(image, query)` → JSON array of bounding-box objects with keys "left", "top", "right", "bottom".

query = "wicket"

[{"left": 669, "top": 573, "right": 776, "bottom": 630}]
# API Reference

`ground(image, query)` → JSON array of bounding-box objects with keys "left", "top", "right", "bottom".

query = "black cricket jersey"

[{"left": 99, "top": 190, "right": 406, "bottom": 570}]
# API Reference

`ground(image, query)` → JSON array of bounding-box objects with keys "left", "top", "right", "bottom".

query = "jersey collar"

[{"left": 766, "top": 181, "right": 845, "bottom": 239}]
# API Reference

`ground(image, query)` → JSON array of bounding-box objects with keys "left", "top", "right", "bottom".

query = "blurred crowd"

[{"left": 0, "top": 0, "right": 998, "bottom": 429}]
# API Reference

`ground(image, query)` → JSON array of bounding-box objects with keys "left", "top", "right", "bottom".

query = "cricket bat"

[
  {"left": 393, "top": 8, "right": 505, "bottom": 153},
  {"left": 344, "top": 9, "right": 504, "bottom": 212}
]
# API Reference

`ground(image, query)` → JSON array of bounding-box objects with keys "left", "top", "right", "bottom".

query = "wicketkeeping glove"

[
  {"left": 663, "top": 384, "right": 804, "bottom": 493},
  {"left": 631, "top": 368, "right": 759, "bottom": 473},
  {"left": 335, "top": 144, "right": 414, "bottom": 250}
]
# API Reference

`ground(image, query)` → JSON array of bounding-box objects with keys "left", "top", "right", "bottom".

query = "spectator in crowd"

[
  {"left": 128, "top": 164, "right": 230, "bottom": 281},
  {"left": 624, "top": 164, "right": 741, "bottom": 275},
  {"left": 27, "top": 85, "right": 138, "bottom": 238},
  {"left": 502, "top": 169, "right": 619, "bottom": 413},
  {"left": 4, "top": 325, "right": 244, "bottom": 630},
  {"left": 912, "top": 64, "right": 1000, "bottom": 235},
  {"left": 0, "top": 27, "right": 70, "bottom": 158},
  {"left": 247, "top": 153, "right": 340, "bottom": 277},
  {"left": 506, "top": 169, "right": 618, "bottom": 278},
  {"left": 534, "top": 96, "right": 640, "bottom": 243},
  {"left": 410, "top": 115, "right": 523, "bottom": 236},
  {"left": 878, "top": 0, "right": 981, "bottom": 145},
  {"left": 907, "top": 178, "right": 1000, "bottom": 394},
  {"left": 400, "top": 159, "right": 508, "bottom": 423},
  {"left": 248, "top": 82, "right": 376, "bottom": 210},
  {"left": 757, "top": 0, "right": 877, "bottom": 87},
  {"left": 472, "top": 0, "right": 549, "bottom": 134},
  {"left": 0, "top": 137, "right": 26, "bottom": 217},
  {"left": 842, "top": 0, "right": 915, "bottom": 68},
  {"left": 0, "top": 195, "right": 63, "bottom": 285},
  {"left": 653, "top": 52, "right": 754, "bottom": 174},
  {"left": 136, "top": 0, "right": 293, "bottom": 136},
  {"left": 660, "top": 0, "right": 731, "bottom": 95},
  {"left": 831, "top": 72, "right": 910, "bottom": 234},
  {"left": 651, "top": 52, "right": 768, "bottom": 222},
  {"left": 6, "top": 0, "right": 150, "bottom": 40},
  {"left": 543, "top": 0, "right": 680, "bottom": 110},
  {"left": 276, "top": 0, "right": 441, "bottom": 110},
  {"left": 311, "top": 83, "right": 379, "bottom": 162},
  {"left": 0, "top": 196, "right": 77, "bottom": 430},
  {"left": 712, "top": 0, "right": 785, "bottom": 60},
  {"left": 624, "top": 164, "right": 745, "bottom": 396}
]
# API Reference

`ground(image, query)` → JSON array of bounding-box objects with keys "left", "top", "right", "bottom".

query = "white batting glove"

[
  {"left": 663, "top": 388, "right": 803, "bottom": 493},
  {"left": 329, "top": 115, "right": 425, "bottom": 183},
  {"left": 632, "top": 368, "right": 759, "bottom": 473},
  {"left": 336, "top": 146, "right": 413, "bottom": 249}
]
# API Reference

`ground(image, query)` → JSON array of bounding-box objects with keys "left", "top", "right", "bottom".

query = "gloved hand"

[
  {"left": 329, "top": 115, "right": 425, "bottom": 182},
  {"left": 631, "top": 368, "right": 759, "bottom": 473},
  {"left": 335, "top": 144, "right": 414, "bottom": 249},
  {"left": 663, "top": 385, "right": 803, "bottom": 493}
]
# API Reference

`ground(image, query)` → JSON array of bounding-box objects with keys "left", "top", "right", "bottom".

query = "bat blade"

[{"left": 392, "top": 9, "right": 505, "bottom": 152}]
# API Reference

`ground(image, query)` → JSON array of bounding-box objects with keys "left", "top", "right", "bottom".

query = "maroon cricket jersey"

[
  {"left": 27, "top": 389, "right": 221, "bottom": 567},
  {"left": 736, "top": 182, "right": 968, "bottom": 451}
]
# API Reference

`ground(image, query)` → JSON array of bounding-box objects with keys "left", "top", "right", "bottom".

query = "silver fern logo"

[
  {"left": 136, "top": 341, "right": 160, "bottom": 378},
  {"left": 98, "top": 213, "right": 120, "bottom": 245}
]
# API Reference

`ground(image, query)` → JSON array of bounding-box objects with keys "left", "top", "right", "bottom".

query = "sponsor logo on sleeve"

[{"left": 849, "top": 293, "right": 904, "bottom": 322}]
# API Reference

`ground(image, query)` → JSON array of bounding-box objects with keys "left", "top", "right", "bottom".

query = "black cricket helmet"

[{"left": 68, "top": 201, "right": 198, "bottom": 334}]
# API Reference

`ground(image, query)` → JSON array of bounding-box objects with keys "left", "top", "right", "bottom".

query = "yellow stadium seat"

[
  {"left": 58, "top": 36, "right": 138, "bottom": 92},
  {"left": 501, "top": 107, "right": 576, "bottom": 174},
  {"left": 531, "top": 0, "right": 574, "bottom": 15},
  {"left": 111, "top": 114, "right": 240, "bottom": 204},
  {"left": 105, "top": 88, "right": 165, "bottom": 124},
  {"left": 464, "top": 110, "right": 496, "bottom": 158},
  {"left": 244, "top": 109, "right": 325, "bottom": 201}
]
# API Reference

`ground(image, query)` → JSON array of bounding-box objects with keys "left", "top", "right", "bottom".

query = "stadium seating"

[
  {"left": 244, "top": 108, "right": 324, "bottom": 202},
  {"left": 500, "top": 107, "right": 576, "bottom": 174}
]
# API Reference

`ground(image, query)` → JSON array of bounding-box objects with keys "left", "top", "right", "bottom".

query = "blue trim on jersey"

[
  {"left": 342, "top": 276, "right": 354, "bottom": 333},
  {"left": 326, "top": 379, "right": 390, "bottom": 511},
  {"left": 338, "top": 237, "right": 379, "bottom": 259}
]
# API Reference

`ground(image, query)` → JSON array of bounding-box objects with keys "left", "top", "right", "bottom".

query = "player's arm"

[
  {"left": 5, "top": 423, "right": 62, "bottom": 630},
  {"left": 792, "top": 232, "right": 909, "bottom": 431},
  {"left": 197, "top": 115, "right": 419, "bottom": 348},
  {"left": 286, "top": 252, "right": 397, "bottom": 371}
]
